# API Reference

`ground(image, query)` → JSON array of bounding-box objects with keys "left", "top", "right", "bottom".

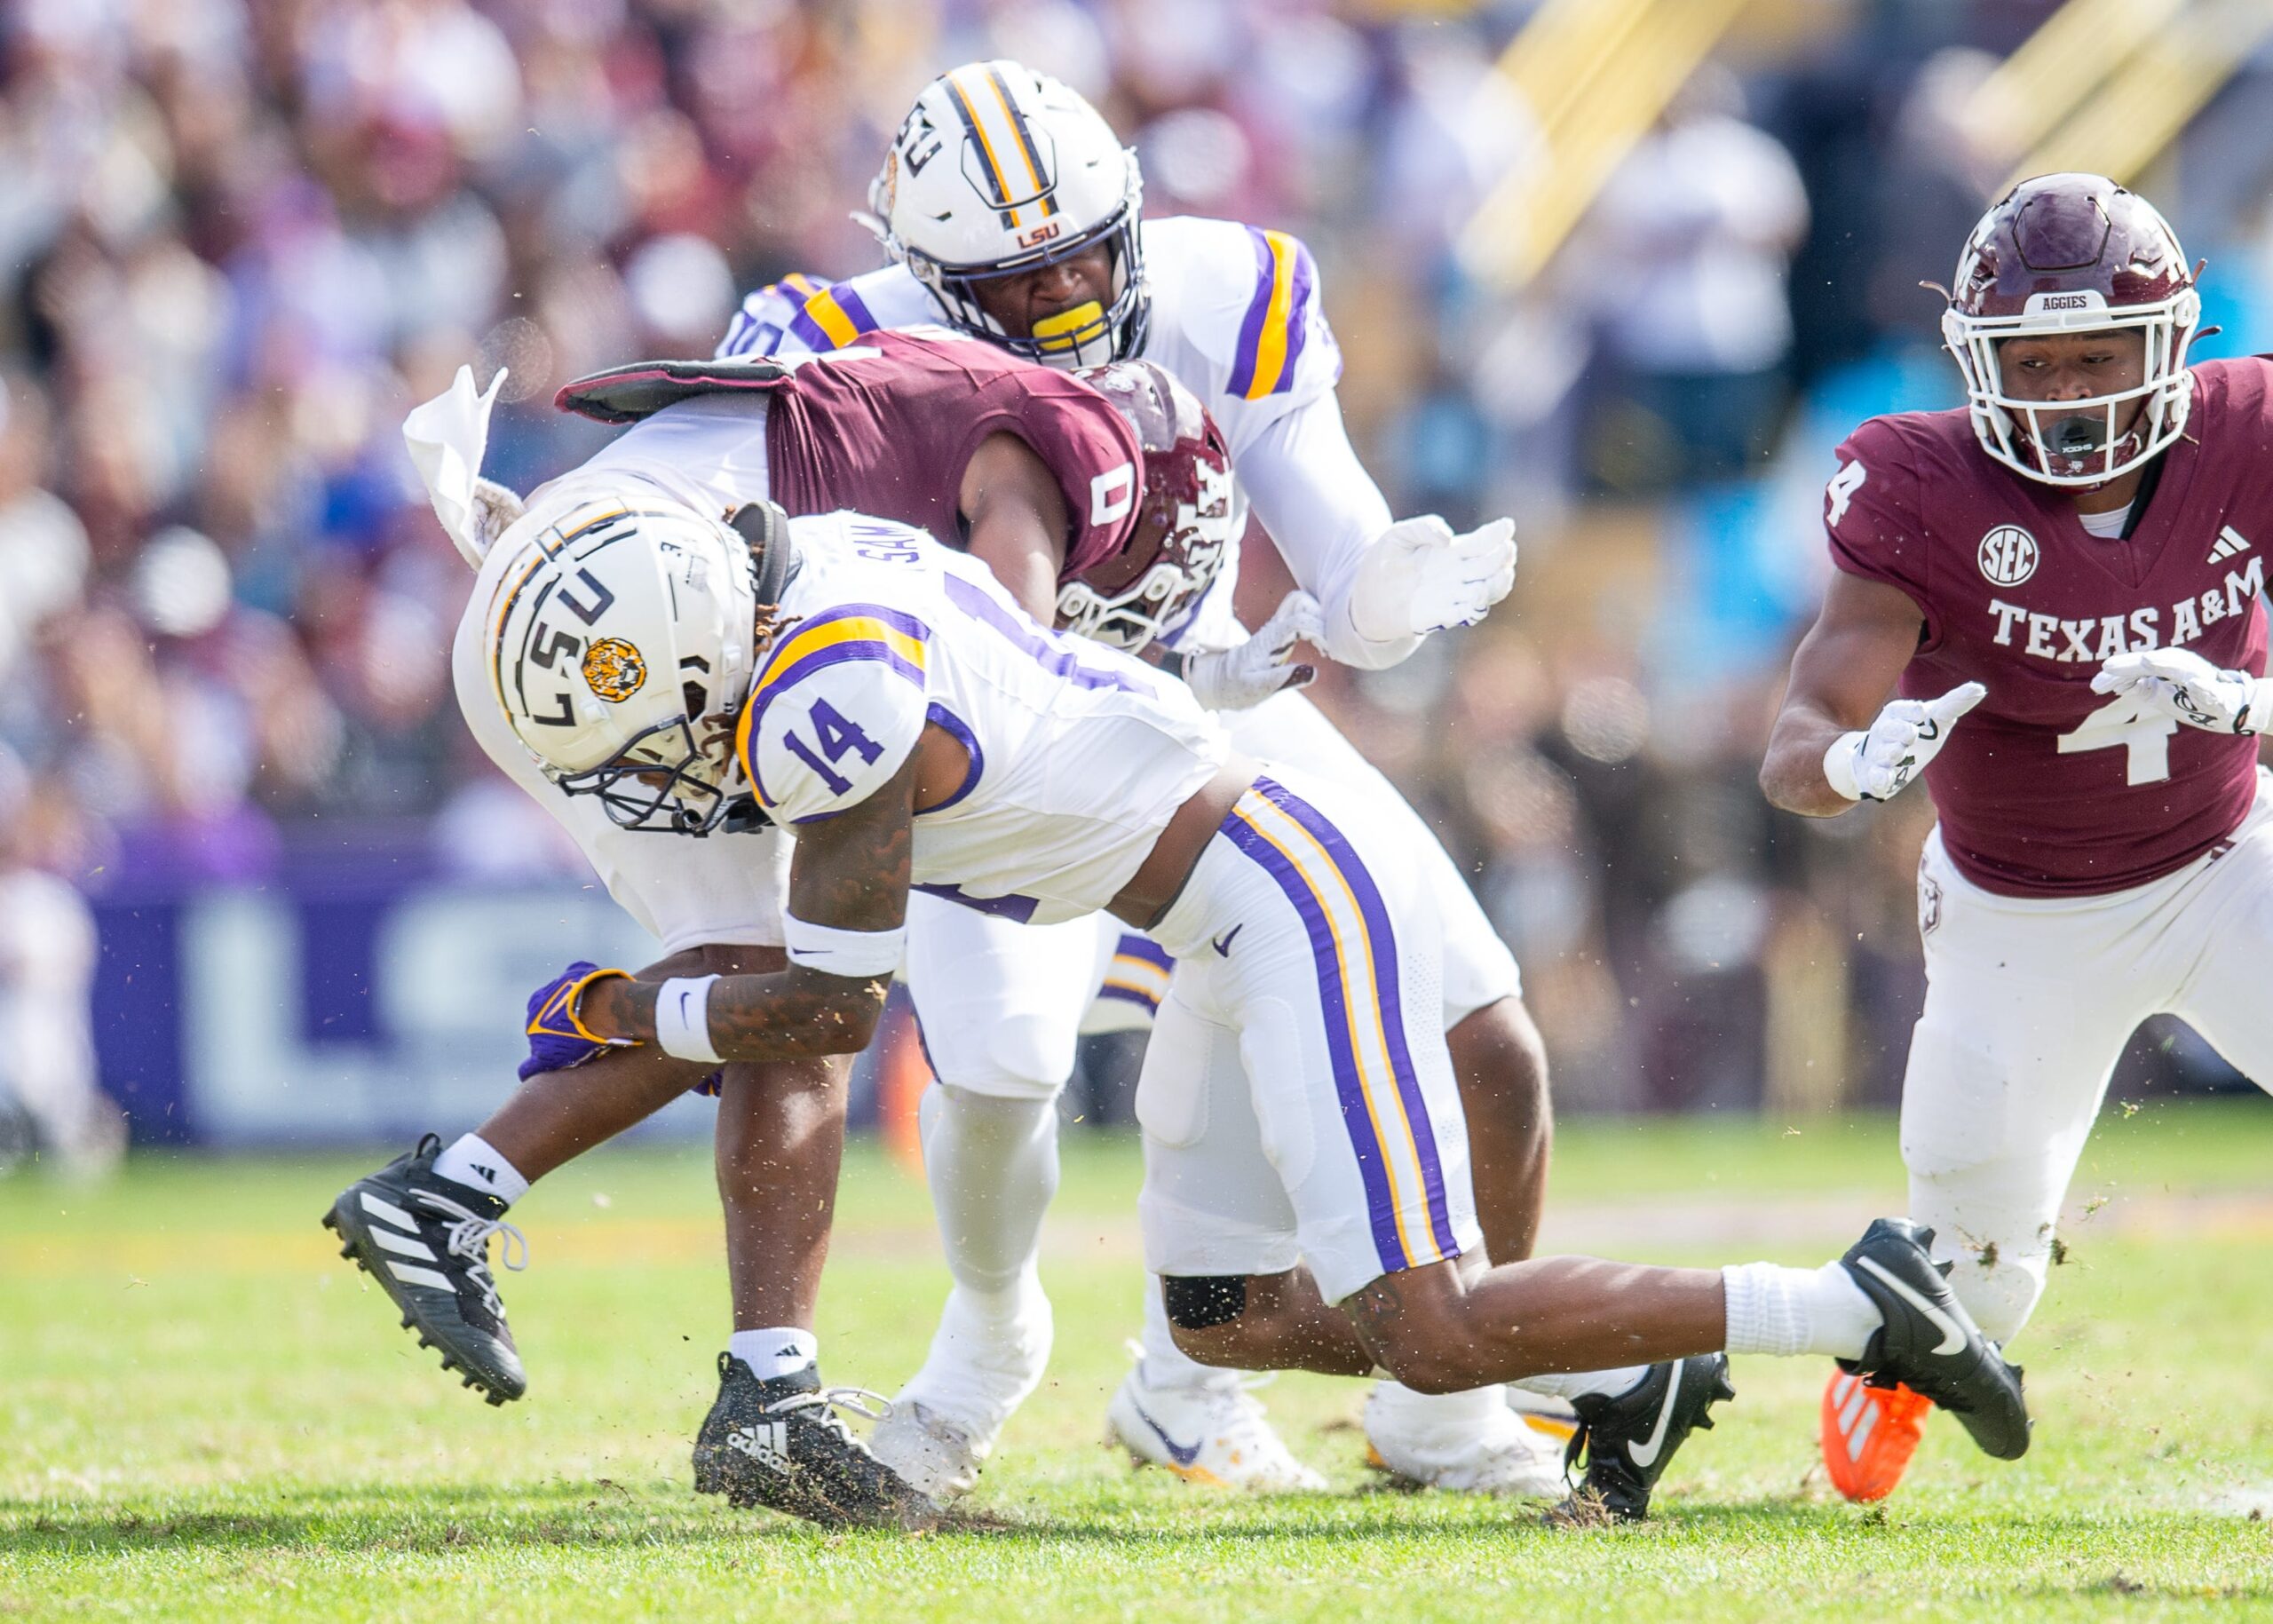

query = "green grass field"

[{"left": 6, "top": 1101, "right": 2273, "bottom": 1621}]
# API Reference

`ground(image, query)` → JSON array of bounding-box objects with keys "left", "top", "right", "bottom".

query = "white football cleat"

[
  {"left": 1363, "top": 1381, "right": 1567, "bottom": 1497},
  {"left": 868, "top": 1398, "right": 990, "bottom": 1502},
  {"left": 1506, "top": 1386, "right": 1581, "bottom": 1445},
  {"left": 1105, "top": 1351, "right": 1327, "bottom": 1492},
  {"left": 868, "top": 1281, "right": 1052, "bottom": 1501}
]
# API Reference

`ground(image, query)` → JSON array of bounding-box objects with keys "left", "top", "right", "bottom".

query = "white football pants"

[{"left": 1904, "top": 769, "right": 2273, "bottom": 1344}]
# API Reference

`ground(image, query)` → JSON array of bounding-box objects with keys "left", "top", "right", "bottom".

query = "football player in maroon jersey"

[
  {"left": 1762, "top": 172, "right": 2273, "bottom": 1501},
  {"left": 332, "top": 330, "right": 1246, "bottom": 1529}
]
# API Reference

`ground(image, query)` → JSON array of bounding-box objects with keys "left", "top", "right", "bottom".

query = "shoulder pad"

[
  {"left": 556, "top": 357, "right": 790, "bottom": 425},
  {"left": 737, "top": 602, "right": 932, "bottom": 825}
]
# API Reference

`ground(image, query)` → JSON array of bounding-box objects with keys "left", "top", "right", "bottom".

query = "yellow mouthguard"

[{"left": 1032, "top": 301, "right": 1106, "bottom": 353}]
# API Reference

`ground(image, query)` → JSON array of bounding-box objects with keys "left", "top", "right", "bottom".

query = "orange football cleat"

[{"left": 1821, "top": 1370, "right": 1932, "bottom": 1501}]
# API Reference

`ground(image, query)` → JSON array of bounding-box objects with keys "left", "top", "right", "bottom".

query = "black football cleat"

[
  {"left": 321, "top": 1133, "right": 527, "bottom": 1404},
  {"left": 693, "top": 1354, "right": 940, "bottom": 1531},
  {"left": 1558, "top": 1353, "right": 1736, "bottom": 1522},
  {"left": 1837, "top": 1216, "right": 2029, "bottom": 1461}
]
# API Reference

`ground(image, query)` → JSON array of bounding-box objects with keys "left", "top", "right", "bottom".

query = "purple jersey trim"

[
  {"left": 919, "top": 701, "right": 984, "bottom": 814},
  {"left": 939, "top": 572, "right": 1152, "bottom": 693},
  {"left": 1227, "top": 228, "right": 1277, "bottom": 399},
  {"left": 1280, "top": 244, "right": 1314, "bottom": 388},
  {"left": 911, "top": 882, "right": 1040, "bottom": 923},
  {"left": 1226, "top": 228, "right": 1316, "bottom": 400}
]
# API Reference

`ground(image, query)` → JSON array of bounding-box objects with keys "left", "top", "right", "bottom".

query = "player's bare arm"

[
  {"left": 583, "top": 744, "right": 933, "bottom": 1059},
  {"left": 1760, "top": 570, "right": 1928, "bottom": 815},
  {"left": 959, "top": 430, "right": 1071, "bottom": 621},
  {"left": 580, "top": 755, "right": 1260, "bottom": 1064}
]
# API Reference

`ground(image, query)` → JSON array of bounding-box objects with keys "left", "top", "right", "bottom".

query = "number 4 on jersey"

[
  {"left": 1826, "top": 460, "right": 1867, "bottom": 527},
  {"left": 2057, "top": 693, "right": 2176, "bottom": 785},
  {"left": 782, "top": 697, "right": 884, "bottom": 795}
]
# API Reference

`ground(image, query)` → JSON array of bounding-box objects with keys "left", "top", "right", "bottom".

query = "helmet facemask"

[
  {"left": 1058, "top": 362, "right": 1234, "bottom": 650},
  {"left": 1943, "top": 290, "right": 2201, "bottom": 487},
  {"left": 551, "top": 711, "right": 748, "bottom": 836},
  {"left": 894, "top": 198, "right": 1148, "bottom": 369}
]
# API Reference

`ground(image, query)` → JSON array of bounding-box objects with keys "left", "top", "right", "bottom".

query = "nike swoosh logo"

[
  {"left": 1131, "top": 1400, "right": 1202, "bottom": 1467},
  {"left": 677, "top": 990, "right": 695, "bottom": 1018},
  {"left": 1212, "top": 924, "right": 1243, "bottom": 957},
  {"left": 1627, "top": 1366, "right": 1683, "bottom": 1469},
  {"left": 1855, "top": 1254, "right": 1966, "bottom": 1356}
]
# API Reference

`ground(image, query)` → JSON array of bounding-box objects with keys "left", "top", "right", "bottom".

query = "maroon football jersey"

[
  {"left": 759, "top": 326, "right": 1142, "bottom": 581},
  {"left": 1826, "top": 357, "right": 2273, "bottom": 897}
]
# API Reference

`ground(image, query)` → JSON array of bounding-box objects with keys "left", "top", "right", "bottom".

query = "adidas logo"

[
  {"left": 2209, "top": 526, "right": 2253, "bottom": 564},
  {"left": 470, "top": 1163, "right": 497, "bottom": 1184},
  {"left": 728, "top": 1421, "right": 792, "bottom": 1473},
  {"left": 358, "top": 1191, "right": 449, "bottom": 1291},
  {"left": 775, "top": 1344, "right": 804, "bottom": 1359}
]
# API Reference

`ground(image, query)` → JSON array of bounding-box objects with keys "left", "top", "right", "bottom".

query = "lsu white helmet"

[
  {"left": 868, "top": 59, "right": 1147, "bottom": 368},
  {"left": 483, "top": 489, "right": 796, "bottom": 835}
]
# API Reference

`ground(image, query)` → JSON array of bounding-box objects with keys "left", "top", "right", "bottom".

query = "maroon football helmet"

[
  {"left": 1942, "top": 172, "right": 2202, "bottom": 486},
  {"left": 1058, "top": 360, "right": 1234, "bottom": 650}
]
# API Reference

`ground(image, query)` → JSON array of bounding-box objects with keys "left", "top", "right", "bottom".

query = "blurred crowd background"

[{"left": 5, "top": 0, "right": 2272, "bottom": 1161}]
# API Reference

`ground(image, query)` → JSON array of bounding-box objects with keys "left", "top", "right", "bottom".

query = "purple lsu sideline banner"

[{"left": 92, "top": 864, "right": 685, "bottom": 1147}]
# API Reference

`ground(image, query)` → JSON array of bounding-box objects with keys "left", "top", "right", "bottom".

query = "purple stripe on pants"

[
  {"left": 1248, "top": 777, "right": 1459, "bottom": 1259},
  {"left": 1218, "top": 808, "right": 1412, "bottom": 1278}
]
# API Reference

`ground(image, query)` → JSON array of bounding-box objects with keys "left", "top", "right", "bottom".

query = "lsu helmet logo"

[{"left": 582, "top": 637, "right": 647, "bottom": 703}]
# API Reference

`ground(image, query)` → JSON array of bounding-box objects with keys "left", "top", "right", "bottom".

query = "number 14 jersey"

[
  {"left": 737, "top": 513, "right": 1226, "bottom": 923},
  {"left": 1826, "top": 356, "right": 2273, "bottom": 897}
]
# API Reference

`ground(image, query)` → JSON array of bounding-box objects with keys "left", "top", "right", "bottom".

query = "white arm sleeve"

[{"left": 1232, "top": 392, "right": 1410, "bottom": 671}]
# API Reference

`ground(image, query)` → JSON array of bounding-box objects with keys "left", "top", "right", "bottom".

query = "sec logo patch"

[{"left": 1977, "top": 526, "right": 2039, "bottom": 587}]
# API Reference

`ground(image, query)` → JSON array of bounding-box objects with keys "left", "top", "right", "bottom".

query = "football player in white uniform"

[
  {"left": 329, "top": 342, "right": 1224, "bottom": 1530},
  {"left": 720, "top": 59, "right": 1556, "bottom": 1499},
  {"left": 483, "top": 486, "right": 2031, "bottom": 1525}
]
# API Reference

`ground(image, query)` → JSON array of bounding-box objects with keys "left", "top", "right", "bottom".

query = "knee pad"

[{"left": 1162, "top": 1274, "right": 1247, "bottom": 1330}]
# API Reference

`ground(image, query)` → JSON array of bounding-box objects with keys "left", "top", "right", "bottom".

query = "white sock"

[
  {"left": 1721, "top": 1262, "right": 1881, "bottom": 1359},
  {"left": 731, "top": 1327, "right": 818, "bottom": 1380},
  {"left": 917, "top": 1085, "right": 1060, "bottom": 1303},
  {"left": 432, "top": 1133, "right": 529, "bottom": 1205},
  {"left": 1510, "top": 1365, "right": 1652, "bottom": 1402},
  {"left": 1137, "top": 1272, "right": 1224, "bottom": 1390}
]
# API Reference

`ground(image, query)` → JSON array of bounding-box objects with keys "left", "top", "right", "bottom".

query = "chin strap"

[{"left": 730, "top": 501, "right": 798, "bottom": 606}]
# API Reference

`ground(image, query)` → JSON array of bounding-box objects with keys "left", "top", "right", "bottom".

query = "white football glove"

[
  {"left": 1824, "top": 681, "right": 1988, "bottom": 802},
  {"left": 1347, "top": 516, "right": 1517, "bottom": 644},
  {"left": 1181, "top": 590, "right": 1322, "bottom": 711},
  {"left": 2091, "top": 647, "right": 2273, "bottom": 735}
]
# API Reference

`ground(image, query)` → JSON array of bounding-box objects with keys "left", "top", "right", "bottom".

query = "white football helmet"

[
  {"left": 868, "top": 59, "right": 1147, "bottom": 368},
  {"left": 482, "top": 487, "right": 794, "bottom": 835}
]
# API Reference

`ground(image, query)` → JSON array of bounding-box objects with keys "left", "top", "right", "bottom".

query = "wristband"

[
  {"left": 782, "top": 912, "right": 906, "bottom": 978},
  {"left": 654, "top": 975, "right": 724, "bottom": 1064},
  {"left": 1822, "top": 732, "right": 1868, "bottom": 802}
]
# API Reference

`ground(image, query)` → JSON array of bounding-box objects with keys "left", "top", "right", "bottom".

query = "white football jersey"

[
  {"left": 718, "top": 216, "right": 1345, "bottom": 652},
  {"left": 742, "top": 512, "right": 1228, "bottom": 923}
]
